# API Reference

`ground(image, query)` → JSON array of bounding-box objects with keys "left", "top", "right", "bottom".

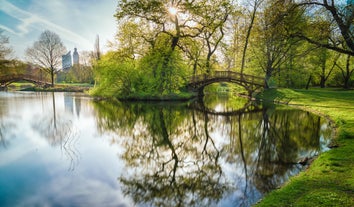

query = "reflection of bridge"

[
  {"left": 187, "top": 71, "right": 264, "bottom": 95},
  {"left": 190, "top": 100, "right": 263, "bottom": 116},
  {"left": 0, "top": 74, "right": 51, "bottom": 88}
]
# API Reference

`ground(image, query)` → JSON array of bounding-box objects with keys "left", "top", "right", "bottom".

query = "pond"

[{"left": 0, "top": 92, "right": 333, "bottom": 207}]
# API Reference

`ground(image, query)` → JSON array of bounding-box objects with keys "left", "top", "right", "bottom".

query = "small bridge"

[
  {"left": 0, "top": 74, "right": 51, "bottom": 88},
  {"left": 187, "top": 71, "right": 264, "bottom": 95}
]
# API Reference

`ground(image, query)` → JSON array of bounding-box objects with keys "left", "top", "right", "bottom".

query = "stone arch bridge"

[{"left": 0, "top": 74, "right": 51, "bottom": 89}]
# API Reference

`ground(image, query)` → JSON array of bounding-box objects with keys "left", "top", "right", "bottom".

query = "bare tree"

[
  {"left": 93, "top": 35, "right": 101, "bottom": 60},
  {"left": 0, "top": 30, "right": 12, "bottom": 68},
  {"left": 26, "top": 30, "right": 66, "bottom": 86}
]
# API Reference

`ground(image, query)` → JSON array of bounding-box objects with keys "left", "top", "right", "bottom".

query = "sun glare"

[{"left": 168, "top": 7, "right": 178, "bottom": 16}]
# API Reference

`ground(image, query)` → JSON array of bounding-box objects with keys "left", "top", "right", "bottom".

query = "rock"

[{"left": 298, "top": 157, "right": 309, "bottom": 165}]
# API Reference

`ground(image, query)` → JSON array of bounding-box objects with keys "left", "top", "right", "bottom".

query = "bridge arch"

[
  {"left": 187, "top": 71, "right": 264, "bottom": 96},
  {"left": 0, "top": 74, "right": 51, "bottom": 88}
]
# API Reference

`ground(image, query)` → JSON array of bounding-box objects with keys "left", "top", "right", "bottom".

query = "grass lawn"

[
  {"left": 255, "top": 88, "right": 354, "bottom": 206},
  {"left": 19, "top": 83, "right": 93, "bottom": 92}
]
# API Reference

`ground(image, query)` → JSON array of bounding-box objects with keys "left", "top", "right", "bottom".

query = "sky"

[{"left": 0, "top": 0, "right": 117, "bottom": 60}]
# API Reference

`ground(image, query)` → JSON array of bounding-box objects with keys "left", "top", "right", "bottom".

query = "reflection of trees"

[
  {"left": 0, "top": 99, "right": 15, "bottom": 149},
  {"left": 93, "top": 97, "right": 332, "bottom": 206},
  {"left": 93, "top": 101, "right": 230, "bottom": 206},
  {"left": 0, "top": 121, "right": 9, "bottom": 148},
  {"left": 32, "top": 93, "right": 79, "bottom": 171}
]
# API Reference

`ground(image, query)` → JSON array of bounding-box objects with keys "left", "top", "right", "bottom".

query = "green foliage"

[
  {"left": 90, "top": 51, "right": 138, "bottom": 97},
  {"left": 91, "top": 38, "right": 188, "bottom": 99},
  {"left": 57, "top": 65, "right": 93, "bottom": 84},
  {"left": 138, "top": 43, "right": 187, "bottom": 95}
]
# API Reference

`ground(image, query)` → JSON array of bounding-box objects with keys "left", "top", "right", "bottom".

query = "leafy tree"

[
  {"left": 115, "top": 0, "right": 233, "bottom": 73},
  {"left": 335, "top": 54, "right": 354, "bottom": 88},
  {"left": 295, "top": 0, "right": 354, "bottom": 56},
  {"left": 91, "top": 51, "right": 138, "bottom": 97},
  {"left": 310, "top": 48, "right": 339, "bottom": 88},
  {"left": 179, "top": 37, "right": 204, "bottom": 77},
  {"left": 110, "top": 21, "right": 152, "bottom": 59},
  {"left": 252, "top": 0, "right": 306, "bottom": 88},
  {"left": 138, "top": 38, "right": 188, "bottom": 94},
  {"left": 195, "top": 0, "right": 232, "bottom": 74},
  {"left": 25, "top": 30, "right": 66, "bottom": 86},
  {"left": 115, "top": 0, "right": 199, "bottom": 51},
  {"left": 240, "top": 0, "right": 264, "bottom": 75}
]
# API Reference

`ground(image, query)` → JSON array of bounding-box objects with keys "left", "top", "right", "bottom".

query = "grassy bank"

[
  {"left": 20, "top": 83, "right": 93, "bottom": 92},
  {"left": 255, "top": 88, "right": 354, "bottom": 207}
]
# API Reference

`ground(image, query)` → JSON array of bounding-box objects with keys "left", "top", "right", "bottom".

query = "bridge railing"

[
  {"left": 189, "top": 71, "right": 264, "bottom": 86},
  {"left": 0, "top": 73, "right": 51, "bottom": 85}
]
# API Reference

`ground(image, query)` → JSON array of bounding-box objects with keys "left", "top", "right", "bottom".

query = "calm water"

[{"left": 0, "top": 92, "right": 333, "bottom": 207}]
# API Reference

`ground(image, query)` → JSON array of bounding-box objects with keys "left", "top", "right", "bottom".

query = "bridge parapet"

[
  {"left": 0, "top": 74, "right": 51, "bottom": 87},
  {"left": 189, "top": 71, "right": 264, "bottom": 88}
]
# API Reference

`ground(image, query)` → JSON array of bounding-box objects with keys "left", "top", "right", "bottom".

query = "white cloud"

[
  {"left": 0, "top": 0, "right": 117, "bottom": 59},
  {"left": 0, "top": 24, "right": 16, "bottom": 35},
  {"left": 0, "top": 1, "right": 91, "bottom": 45}
]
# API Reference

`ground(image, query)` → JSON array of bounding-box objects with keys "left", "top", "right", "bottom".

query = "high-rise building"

[
  {"left": 61, "top": 48, "right": 80, "bottom": 70},
  {"left": 62, "top": 51, "right": 72, "bottom": 70},
  {"left": 73, "top": 48, "right": 79, "bottom": 65}
]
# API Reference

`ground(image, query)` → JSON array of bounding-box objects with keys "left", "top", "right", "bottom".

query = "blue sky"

[{"left": 0, "top": 0, "right": 117, "bottom": 60}]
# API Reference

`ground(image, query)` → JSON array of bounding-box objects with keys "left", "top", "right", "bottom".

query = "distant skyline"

[{"left": 0, "top": 0, "right": 117, "bottom": 60}]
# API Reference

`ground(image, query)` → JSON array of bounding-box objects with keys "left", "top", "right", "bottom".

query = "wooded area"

[
  {"left": 92, "top": 0, "right": 354, "bottom": 98},
  {"left": 1, "top": 0, "right": 353, "bottom": 96}
]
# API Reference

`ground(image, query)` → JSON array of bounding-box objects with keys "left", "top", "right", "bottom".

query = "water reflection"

[
  {"left": 29, "top": 93, "right": 80, "bottom": 171},
  {"left": 0, "top": 92, "right": 332, "bottom": 207},
  {"left": 92, "top": 95, "right": 332, "bottom": 207}
]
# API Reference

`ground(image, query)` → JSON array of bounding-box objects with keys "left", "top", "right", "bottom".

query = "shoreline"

[{"left": 255, "top": 88, "right": 354, "bottom": 207}]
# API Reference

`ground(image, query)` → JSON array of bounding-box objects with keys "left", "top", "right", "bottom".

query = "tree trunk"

[
  {"left": 264, "top": 72, "right": 272, "bottom": 89},
  {"left": 343, "top": 54, "right": 351, "bottom": 89},
  {"left": 206, "top": 53, "right": 212, "bottom": 75},
  {"left": 344, "top": 76, "right": 350, "bottom": 89},
  {"left": 51, "top": 67, "right": 54, "bottom": 87},
  {"left": 320, "top": 75, "right": 325, "bottom": 88},
  {"left": 305, "top": 75, "right": 312, "bottom": 90},
  {"left": 240, "top": 0, "right": 261, "bottom": 75}
]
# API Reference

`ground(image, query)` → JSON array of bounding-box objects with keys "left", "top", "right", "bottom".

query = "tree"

[
  {"left": 115, "top": 0, "right": 232, "bottom": 70},
  {"left": 93, "top": 35, "right": 101, "bottom": 61},
  {"left": 295, "top": 0, "right": 354, "bottom": 56},
  {"left": 335, "top": 54, "right": 354, "bottom": 88},
  {"left": 110, "top": 21, "right": 151, "bottom": 59},
  {"left": 0, "top": 30, "right": 12, "bottom": 70},
  {"left": 240, "top": 0, "right": 264, "bottom": 75},
  {"left": 26, "top": 30, "right": 66, "bottom": 86},
  {"left": 253, "top": 0, "right": 305, "bottom": 88},
  {"left": 198, "top": 0, "right": 231, "bottom": 74}
]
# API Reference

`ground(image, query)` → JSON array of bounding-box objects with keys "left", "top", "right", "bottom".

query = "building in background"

[
  {"left": 62, "top": 51, "right": 72, "bottom": 71},
  {"left": 73, "top": 48, "right": 79, "bottom": 65},
  {"left": 62, "top": 48, "right": 80, "bottom": 70}
]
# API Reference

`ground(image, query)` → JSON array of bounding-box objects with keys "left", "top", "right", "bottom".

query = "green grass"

[
  {"left": 21, "top": 85, "right": 92, "bottom": 92},
  {"left": 255, "top": 88, "right": 354, "bottom": 207}
]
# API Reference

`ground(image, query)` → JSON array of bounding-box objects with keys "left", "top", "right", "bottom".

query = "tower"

[{"left": 73, "top": 48, "right": 79, "bottom": 65}]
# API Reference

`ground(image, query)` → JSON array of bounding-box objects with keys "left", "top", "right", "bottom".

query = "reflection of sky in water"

[
  {"left": 0, "top": 92, "right": 333, "bottom": 207},
  {"left": 0, "top": 92, "right": 132, "bottom": 207}
]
